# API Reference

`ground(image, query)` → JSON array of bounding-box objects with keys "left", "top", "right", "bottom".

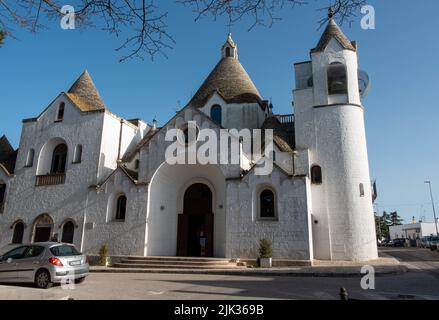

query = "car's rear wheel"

[
  {"left": 35, "top": 269, "right": 53, "bottom": 289},
  {"left": 74, "top": 277, "right": 86, "bottom": 284}
]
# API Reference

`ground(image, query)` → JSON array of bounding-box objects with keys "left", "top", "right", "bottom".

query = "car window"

[
  {"left": 3, "top": 246, "right": 28, "bottom": 260},
  {"left": 24, "top": 246, "right": 45, "bottom": 258},
  {"left": 50, "top": 245, "right": 80, "bottom": 256}
]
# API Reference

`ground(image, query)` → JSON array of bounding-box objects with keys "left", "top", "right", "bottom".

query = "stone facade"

[{"left": 0, "top": 19, "right": 378, "bottom": 262}]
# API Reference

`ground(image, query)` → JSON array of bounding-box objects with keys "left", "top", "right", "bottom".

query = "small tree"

[
  {"left": 98, "top": 244, "right": 110, "bottom": 266},
  {"left": 390, "top": 211, "right": 403, "bottom": 226},
  {"left": 259, "top": 238, "right": 272, "bottom": 259}
]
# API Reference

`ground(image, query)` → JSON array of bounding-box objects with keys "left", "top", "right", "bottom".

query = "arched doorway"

[
  {"left": 177, "top": 183, "right": 214, "bottom": 257},
  {"left": 32, "top": 214, "right": 54, "bottom": 242},
  {"left": 61, "top": 221, "right": 75, "bottom": 243}
]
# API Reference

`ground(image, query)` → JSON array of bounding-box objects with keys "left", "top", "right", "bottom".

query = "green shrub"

[
  {"left": 259, "top": 238, "right": 272, "bottom": 259},
  {"left": 98, "top": 244, "right": 110, "bottom": 266}
]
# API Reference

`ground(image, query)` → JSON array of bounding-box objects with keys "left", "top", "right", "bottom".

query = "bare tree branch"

[
  {"left": 178, "top": 0, "right": 308, "bottom": 31},
  {"left": 318, "top": 0, "right": 366, "bottom": 28},
  {"left": 178, "top": 0, "right": 365, "bottom": 30},
  {"left": 0, "top": 0, "right": 174, "bottom": 61},
  {"left": 0, "top": 28, "right": 5, "bottom": 46},
  {"left": 0, "top": 0, "right": 365, "bottom": 61}
]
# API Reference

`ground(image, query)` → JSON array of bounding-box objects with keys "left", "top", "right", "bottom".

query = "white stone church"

[{"left": 0, "top": 18, "right": 378, "bottom": 262}]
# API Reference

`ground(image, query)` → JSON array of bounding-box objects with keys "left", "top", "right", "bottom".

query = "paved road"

[
  {"left": 1, "top": 248, "right": 439, "bottom": 300},
  {"left": 380, "top": 247, "right": 439, "bottom": 280}
]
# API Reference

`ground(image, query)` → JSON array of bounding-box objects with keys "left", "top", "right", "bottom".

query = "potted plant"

[
  {"left": 258, "top": 238, "right": 273, "bottom": 268},
  {"left": 98, "top": 244, "right": 111, "bottom": 267}
]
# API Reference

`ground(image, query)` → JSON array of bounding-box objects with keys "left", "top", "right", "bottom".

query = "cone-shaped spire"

[
  {"left": 0, "top": 135, "right": 17, "bottom": 174},
  {"left": 311, "top": 18, "right": 356, "bottom": 53},
  {"left": 66, "top": 70, "right": 106, "bottom": 111},
  {"left": 189, "top": 36, "right": 261, "bottom": 108}
]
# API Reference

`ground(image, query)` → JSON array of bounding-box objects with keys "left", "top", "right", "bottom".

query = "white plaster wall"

[
  {"left": 138, "top": 107, "right": 241, "bottom": 185},
  {"left": 138, "top": 107, "right": 246, "bottom": 256},
  {"left": 293, "top": 39, "right": 377, "bottom": 261},
  {"left": 311, "top": 38, "right": 361, "bottom": 106},
  {"left": 98, "top": 113, "right": 143, "bottom": 180},
  {"left": 294, "top": 62, "right": 312, "bottom": 90},
  {"left": 389, "top": 223, "right": 439, "bottom": 240},
  {"left": 83, "top": 171, "right": 147, "bottom": 256},
  {"left": 146, "top": 163, "right": 227, "bottom": 257},
  {"left": 420, "top": 223, "right": 439, "bottom": 237},
  {"left": 388, "top": 225, "right": 404, "bottom": 240},
  {"left": 225, "top": 167, "right": 311, "bottom": 260},
  {"left": 311, "top": 94, "right": 377, "bottom": 261},
  {"left": 0, "top": 94, "right": 104, "bottom": 252},
  {"left": 199, "top": 94, "right": 266, "bottom": 130}
]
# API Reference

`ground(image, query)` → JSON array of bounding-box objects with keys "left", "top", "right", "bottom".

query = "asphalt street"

[{"left": 1, "top": 247, "right": 438, "bottom": 300}]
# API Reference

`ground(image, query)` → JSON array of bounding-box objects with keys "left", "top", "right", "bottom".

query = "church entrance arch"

[{"left": 177, "top": 183, "right": 214, "bottom": 257}]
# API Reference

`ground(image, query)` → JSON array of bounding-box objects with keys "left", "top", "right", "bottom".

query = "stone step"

[
  {"left": 113, "top": 263, "right": 241, "bottom": 269},
  {"left": 123, "top": 256, "right": 232, "bottom": 263},
  {"left": 119, "top": 259, "right": 233, "bottom": 266},
  {"left": 124, "top": 258, "right": 232, "bottom": 265}
]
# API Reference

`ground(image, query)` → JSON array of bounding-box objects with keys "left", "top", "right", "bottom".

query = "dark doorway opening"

[
  {"left": 177, "top": 183, "right": 214, "bottom": 257},
  {"left": 34, "top": 227, "right": 51, "bottom": 242},
  {"left": 61, "top": 221, "right": 75, "bottom": 243}
]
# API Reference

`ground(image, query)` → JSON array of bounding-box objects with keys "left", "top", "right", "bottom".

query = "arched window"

[
  {"left": 225, "top": 47, "right": 231, "bottom": 57},
  {"left": 210, "top": 105, "right": 222, "bottom": 125},
  {"left": 73, "top": 145, "right": 82, "bottom": 164},
  {"left": 179, "top": 122, "right": 199, "bottom": 146},
  {"left": 0, "top": 183, "right": 5, "bottom": 204},
  {"left": 0, "top": 183, "right": 5, "bottom": 213},
  {"left": 57, "top": 102, "right": 65, "bottom": 121},
  {"left": 26, "top": 149, "right": 35, "bottom": 167},
  {"left": 61, "top": 221, "right": 75, "bottom": 243},
  {"left": 327, "top": 62, "right": 347, "bottom": 95},
  {"left": 272, "top": 150, "right": 276, "bottom": 161},
  {"left": 51, "top": 143, "right": 67, "bottom": 174},
  {"left": 12, "top": 221, "right": 24, "bottom": 244},
  {"left": 311, "top": 165, "right": 322, "bottom": 184},
  {"left": 260, "top": 189, "right": 276, "bottom": 219},
  {"left": 115, "top": 195, "right": 127, "bottom": 221}
]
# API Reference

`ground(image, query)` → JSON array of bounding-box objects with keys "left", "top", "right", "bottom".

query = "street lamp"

[{"left": 425, "top": 181, "right": 439, "bottom": 236}]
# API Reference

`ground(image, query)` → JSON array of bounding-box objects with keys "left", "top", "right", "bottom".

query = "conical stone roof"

[
  {"left": 189, "top": 56, "right": 262, "bottom": 108},
  {"left": 65, "top": 70, "right": 106, "bottom": 111},
  {"left": 311, "top": 19, "right": 356, "bottom": 53}
]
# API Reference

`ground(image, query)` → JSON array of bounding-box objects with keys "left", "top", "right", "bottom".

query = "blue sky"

[{"left": 1, "top": 0, "right": 438, "bottom": 223}]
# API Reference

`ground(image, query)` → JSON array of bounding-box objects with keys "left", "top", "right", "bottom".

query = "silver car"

[{"left": 0, "top": 242, "right": 89, "bottom": 289}]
